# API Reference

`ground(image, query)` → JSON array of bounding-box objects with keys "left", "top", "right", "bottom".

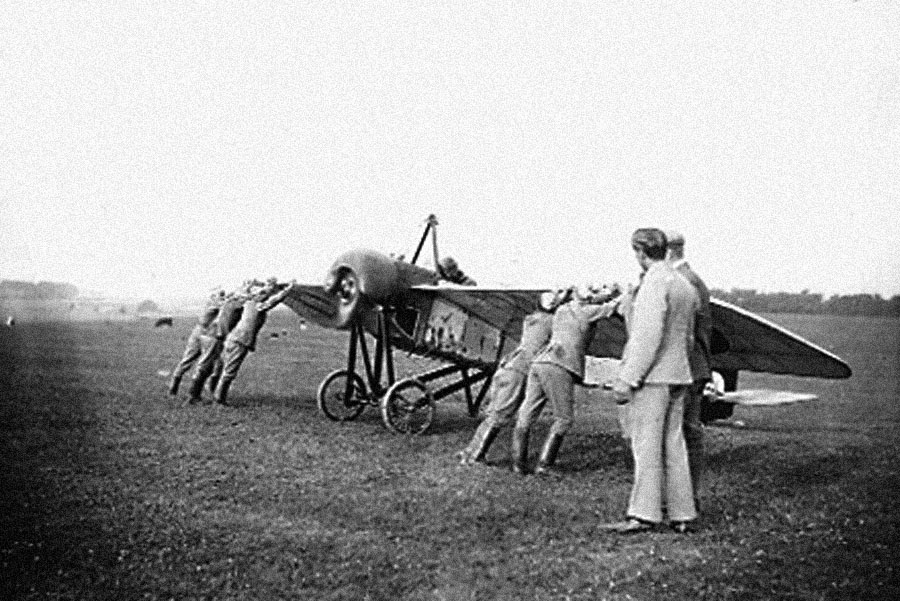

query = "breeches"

[
  {"left": 219, "top": 340, "right": 251, "bottom": 385},
  {"left": 481, "top": 367, "right": 528, "bottom": 428},
  {"left": 192, "top": 335, "right": 223, "bottom": 384},
  {"left": 514, "top": 363, "right": 574, "bottom": 436},
  {"left": 172, "top": 328, "right": 202, "bottom": 379},
  {"left": 627, "top": 384, "right": 697, "bottom": 523}
]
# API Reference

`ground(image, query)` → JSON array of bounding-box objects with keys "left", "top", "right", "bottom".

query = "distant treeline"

[
  {"left": 711, "top": 288, "right": 900, "bottom": 317},
  {"left": 2, "top": 278, "right": 897, "bottom": 317},
  {"left": 0, "top": 279, "right": 79, "bottom": 300}
]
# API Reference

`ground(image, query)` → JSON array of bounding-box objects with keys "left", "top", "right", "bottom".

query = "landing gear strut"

[{"left": 315, "top": 307, "right": 495, "bottom": 435}]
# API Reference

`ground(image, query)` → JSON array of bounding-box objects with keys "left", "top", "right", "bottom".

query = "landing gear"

[
  {"left": 315, "top": 307, "right": 494, "bottom": 435},
  {"left": 381, "top": 378, "right": 435, "bottom": 435},
  {"left": 317, "top": 369, "right": 368, "bottom": 422}
]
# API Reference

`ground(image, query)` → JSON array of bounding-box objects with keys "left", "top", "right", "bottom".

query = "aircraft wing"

[
  {"left": 283, "top": 284, "right": 338, "bottom": 328},
  {"left": 585, "top": 296, "right": 851, "bottom": 379},
  {"left": 407, "top": 284, "right": 548, "bottom": 343},
  {"left": 289, "top": 282, "right": 851, "bottom": 380},
  {"left": 707, "top": 298, "right": 851, "bottom": 379}
]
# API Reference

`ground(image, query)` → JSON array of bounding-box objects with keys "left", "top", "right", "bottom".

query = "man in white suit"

[
  {"left": 605, "top": 228, "right": 700, "bottom": 533},
  {"left": 665, "top": 230, "right": 712, "bottom": 507}
]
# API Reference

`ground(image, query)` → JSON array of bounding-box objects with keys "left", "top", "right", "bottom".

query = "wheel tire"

[
  {"left": 317, "top": 369, "right": 367, "bottom": 421},
  {"left": 380, "top": 378, "right": 435, "bottom": 435}
]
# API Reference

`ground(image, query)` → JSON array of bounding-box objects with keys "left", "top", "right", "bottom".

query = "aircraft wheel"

[
  {"left": 317, "top": 369, "right": 367, "bottom": 421},
  {"left": 380, "top": 378, "right": 434, "bottom": 435}
]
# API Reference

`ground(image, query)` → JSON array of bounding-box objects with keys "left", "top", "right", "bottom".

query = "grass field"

[{"left": 1, "top": 310, "right": 898, "bottom": 600}]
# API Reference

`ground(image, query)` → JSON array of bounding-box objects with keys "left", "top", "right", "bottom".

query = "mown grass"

[{"left": 1, "top": 311, "right": 898, "bottom": 600}]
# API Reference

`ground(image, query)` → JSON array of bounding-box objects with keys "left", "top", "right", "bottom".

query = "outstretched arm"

[{"left": 259, "top": 281, "right": 295, "bottom": 311}]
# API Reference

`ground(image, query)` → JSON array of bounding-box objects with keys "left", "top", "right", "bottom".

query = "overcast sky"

[{"left": 2, "top": 1, "right": 898, "bottom": 301}]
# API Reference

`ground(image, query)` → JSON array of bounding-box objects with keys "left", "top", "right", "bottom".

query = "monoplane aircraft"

[{"left": 284, "top": 215, "right": 852, "bottom": 435}]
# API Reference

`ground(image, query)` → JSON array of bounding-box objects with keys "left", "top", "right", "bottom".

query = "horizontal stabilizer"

[{"left": 720, "top": 389, "right": 818, "bottom": 406}]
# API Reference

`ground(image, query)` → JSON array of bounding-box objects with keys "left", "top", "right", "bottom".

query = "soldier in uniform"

[
  {"left": 168, "top": 289, "right": 226, "bottom": 396},
  {"left": 212, "top": 280, "right": 294, "bottom": 406},
  {"left": 185, "top": 280, "right": 260, "bottom": 405},
  {"left": 604, "top": 228, "right": 699, "bottom": 534},
  {"left": 665, "top": 230, "right": 712, "bottom": 506},
  {"left": 511, "top": 285, "right": 619, "bottom": 475},
  {"left": 456, "top": 291, "right": 559, "bottom": 466}
]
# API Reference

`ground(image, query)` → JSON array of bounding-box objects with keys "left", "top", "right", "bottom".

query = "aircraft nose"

[{"left": 325, "top": 266, "right": 364, "bottom": 328}]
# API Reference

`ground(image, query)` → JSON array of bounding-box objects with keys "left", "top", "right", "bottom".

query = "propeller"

[{"left": 326, "top": 267, "right": 365, "bottom": 328}]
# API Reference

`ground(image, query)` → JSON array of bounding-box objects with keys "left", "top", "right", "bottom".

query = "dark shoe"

[
  {"left": 535, "top": 465, "right": 563, "bottom": 477},
  {"left": 183, "top": 396, "right": 201, "bottom": 407},
  {"left": 510, "top": 428, "right": 530, "bottom": 474},
  {"left": 168, "top": 377, "right": 181, "bottom": 396},
  {"left": 671, "top": 521, "right": 694, "bottom": 534},
  {"left": 602, "top": 518, "right": 655, "bottom": 534},
  {"left": 534, "top": 433, "right": 565, "bottom": 476}
]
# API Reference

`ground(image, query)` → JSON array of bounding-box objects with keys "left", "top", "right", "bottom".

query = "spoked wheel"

[
  {"left": 380, "top": 378, "right": 435, "bottom": 435},
  {"left": 317, "top": 369, "right": 368, "bottom": 421}
]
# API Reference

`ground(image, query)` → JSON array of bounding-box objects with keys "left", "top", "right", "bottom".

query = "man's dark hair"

[{"left": 631, "top": 228, "right": 668, "bottom": 260}]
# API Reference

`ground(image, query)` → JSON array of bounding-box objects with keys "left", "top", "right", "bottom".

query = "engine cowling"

[{"left": 324, "top": 249, "right": 437, "bottom": 328}]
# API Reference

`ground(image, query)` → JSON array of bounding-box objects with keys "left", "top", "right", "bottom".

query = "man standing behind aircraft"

[
  {"left": 439, "top": 257, "right": 477, "bottom": 286},
  {"left": 212, "top": 280, "right": 295, "bottom": 406},
  {"left": 511, "top": 285, "right": 618, "bottom": 475},
  {"left": 665, "top": 230, "right": 712, "bottom": 507},
  {"left": 605, "top": 228, "right": 699, "bottom": 533},
  {"left": 456, "top": 291, "right": 558, "bottom": 466},
  {"left": 168, "top": 289, "right": 225, "bottom": 396}
]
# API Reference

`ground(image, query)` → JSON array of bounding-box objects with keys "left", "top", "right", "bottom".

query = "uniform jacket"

[
  {"left": 214, "top": 297, "right": 246, "bottom": 339},
  {"left": 618, "top": 261, "right": 699, "bottom": 386},
  {"left": 226, "top": 287, "right": 291, "bottom": 351},
  {"left": 534, "top": 299, "right": 616, "bottom": 382},
  {"left": 197, "top": 295, "right": 223, "bottom": 329},
  {"left": 499, "top": 311, "right": 553, "bottom": 375},
  {"left": 673, "top": 260, "right": 712, "bottom": 381}
]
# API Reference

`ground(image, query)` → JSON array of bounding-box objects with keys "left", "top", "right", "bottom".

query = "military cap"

[{"left": 664, "top": 230, "right": 685, "bottom": 248}]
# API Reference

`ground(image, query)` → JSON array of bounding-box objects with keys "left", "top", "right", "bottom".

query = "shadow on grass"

[
  {"left": 770, "top": 451, "right": 866, "bottom": 491},
  {"left": 561, "top": 428, "right": 631, "bottom": 469},
  {"left": 229, "top": 392, "right": 318, "bottom": 411},
  {"left": 0, "top": 324, "right": 125, "bottom": 599}
]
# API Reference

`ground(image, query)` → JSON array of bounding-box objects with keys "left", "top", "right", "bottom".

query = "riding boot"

[
  {"left": 207, "top": 373, "right": 220, "bottom": 396},
  {"left": 462, "top": 424, "right": 501, "bottom": 465},
  {"left": 168, "top": 376, "right": 181, "bottom": 396},
  {"left": 535, "top": 433, "right": 565, "bottom": 476},
  {"left": 214, "top": 380, "right": 231, "bottom": 406},
  {"left": 511, "top": 427, "right": 530, "bottom": 474},
  {"left": 184, "top": 377, "right": 203, "bottom": 406},
  {"left": 458, "top": 421, "right": 486, "bottom": 464}
]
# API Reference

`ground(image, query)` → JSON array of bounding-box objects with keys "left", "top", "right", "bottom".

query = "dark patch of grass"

[{"left": 1, "top": 312, "right": 899, "bottom": 599}]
